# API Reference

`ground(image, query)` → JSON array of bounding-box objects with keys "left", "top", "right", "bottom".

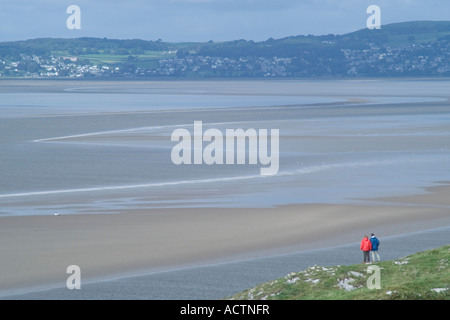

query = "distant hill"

[
  {"left": 0, "top": 37, "right": 179, "bottom": 57},
  {"left": 198, "top": 21, "right": 450, "bottom": 56},
  {"left": 1, "top": 21, "right": 449, "bottom": 78},
  {"left": 347, "top": 20, "right": 450, "bottom": 42}
]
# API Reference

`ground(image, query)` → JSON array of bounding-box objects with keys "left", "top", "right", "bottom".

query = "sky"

[{"left": 0, "top": 0, "right": 449, "bottom": 43}]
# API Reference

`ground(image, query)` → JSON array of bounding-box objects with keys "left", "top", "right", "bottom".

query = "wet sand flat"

[{"left": 1, "top": 184, "right": 449, "bottom": 295}]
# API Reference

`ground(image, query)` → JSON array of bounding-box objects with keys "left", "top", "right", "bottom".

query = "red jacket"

[{"left": 360, "top": 237, "right": 372, "bottom": 251}]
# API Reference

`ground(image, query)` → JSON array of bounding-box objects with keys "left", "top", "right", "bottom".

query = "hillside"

[
  {"left": 1, "top": 20, "right": 449, "bottom": 78},
  {"left": 228, "top": 245, "right": 450, "bottom": 300},
  {"left": 347, "top": 20, "right": 450, "bottom": 44}
]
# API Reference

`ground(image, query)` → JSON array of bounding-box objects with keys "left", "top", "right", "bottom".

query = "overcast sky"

[{"left": 0, "top": 0, "right": 449, "bottom": 42}]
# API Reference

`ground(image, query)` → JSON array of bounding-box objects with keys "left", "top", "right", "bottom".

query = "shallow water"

[{"left": 1, "top": 79, "right": 450, "bottom": 216}]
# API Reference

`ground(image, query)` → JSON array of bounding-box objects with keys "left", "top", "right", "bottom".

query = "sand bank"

[{"left": 1, "top": 184, "right": 449, "bottom": 295}]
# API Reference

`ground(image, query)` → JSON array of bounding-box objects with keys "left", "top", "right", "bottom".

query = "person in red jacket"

[{"left": 360, "top": 235, "right": 372, "bottom": 263}]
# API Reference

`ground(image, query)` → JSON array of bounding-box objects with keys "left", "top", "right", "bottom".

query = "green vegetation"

[
  {"left": 347, "top": 20, "right": 450, "bottom": 45},
  {"left": 0, "top": 21, "right": 448, "bottom": 61},
  {"left": 228, "top": 245, "right": 450, "bottom": 300},
  {"left": 1, "top": 21, "right": 449, "bottom": 78},
  {"left": 0, "top": 37, "right": 194, "bottom": 61},
  {"left": 77, "top": 50, "right": 175, "bottom": 65}
]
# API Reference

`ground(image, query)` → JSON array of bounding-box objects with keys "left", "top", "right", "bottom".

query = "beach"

[
  {"left": 1, "top": 184, "right": 449, "bottom": 298},
  {"left": 0, "top": 79, "right": 449, "bottom": 299}
]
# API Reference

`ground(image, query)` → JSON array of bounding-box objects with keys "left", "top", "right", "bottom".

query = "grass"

[
  {"left": 387, "top": 31, "right": 450, "bottom": 45},
  {"left": 227, "top": 245, "right": 450, "bottom": 300}
]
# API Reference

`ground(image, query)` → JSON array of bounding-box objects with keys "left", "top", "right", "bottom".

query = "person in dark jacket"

[
  {"left": 370, "top": 233, "right": 381, "bottom": 262},
  {"left": 360, "top": 235, "right": 372, "bottom": 263}
]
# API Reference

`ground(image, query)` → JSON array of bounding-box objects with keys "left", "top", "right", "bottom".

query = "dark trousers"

[{"left": 363, "top": 251, "right": 370, "bottom": 263}]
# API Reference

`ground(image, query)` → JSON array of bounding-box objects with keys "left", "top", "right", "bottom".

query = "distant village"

[{"left": 1, "top": 40, "right": 449, "bottom": 78}]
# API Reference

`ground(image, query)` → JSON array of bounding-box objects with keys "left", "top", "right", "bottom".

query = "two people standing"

[{"left": 360, "top": 233, "right": 381, "bottom": 263}]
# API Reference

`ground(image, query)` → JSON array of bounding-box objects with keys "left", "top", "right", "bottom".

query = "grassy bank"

[{"left": 228, "top": 245, "right": 449, "bottom": 300}]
